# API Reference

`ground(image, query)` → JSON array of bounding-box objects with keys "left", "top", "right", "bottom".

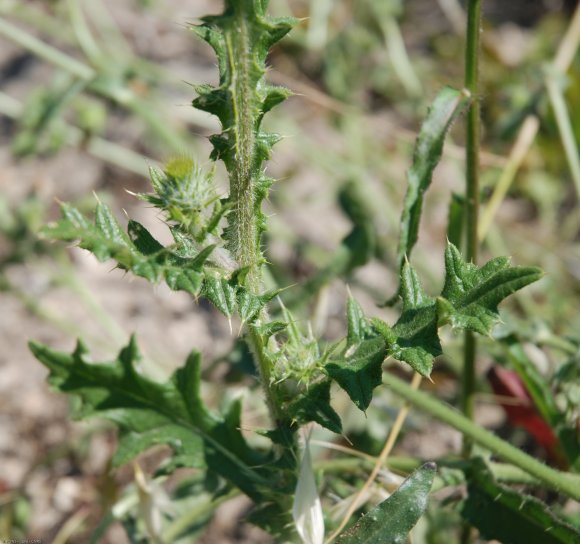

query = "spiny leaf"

[
  {"left": 460, "top": 458, "right": 580, "bottom": 544},
  {"left": 326, "top": 336, "right": 387, "bottom": 412},
  {"left": 287, "top": 381, "right": 342, "bottom": 433},
  {"left": 203, "top": 275, "right": 237, "bottom": 318},
  {"left": 43, "top": 203, "right": 272, "bottom": 323},
  {"left": 438, "top": 242, "right": 544, "bottom": 336},
  {"left": 373, "top": 242, "right": 540, "bottom": 378},
  {"left": 397, "top": 87, "right": 470, "bottom": 270},
  {"left": 346, "top": 296, "right": 374, "bottom": 348},
  {"left": 260, "top": 85, "right": 293, "bottom": 115},
  {"left": 372, "top": 317, "right": 439, "bottom": 379},
  {"left": 128, "top": 220, "right": 164, "bottom": 255},
  {"left": 29, "top": 338, "right": 212, "bottom": 469},
  {"left": 252, "top": 321, "right": 287, "bottom": 340},
  {"left": 28, "top": 337, "right": 285, "bottom": 502},
  {"left": 95, "top": 202, "right": 131, "bottom": 247},
  {"left": 337, "top": 462, "right": 436, "bottom": 544},
  {"left": 43, "top": 203, "right": 210, "bottom": 297},
  {"left": 372, "top": 263, "right": 441, "bottom": 377},
  {"left": 113, "top": 424, "right": 205, "bottom": 469},
  {"left": 237, "top": 287, "right": 283, "bottom": 324}
]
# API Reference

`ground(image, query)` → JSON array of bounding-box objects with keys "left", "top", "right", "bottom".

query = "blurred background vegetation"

[{"left": 0, "top": 0, "right": 578, "bottom": 542}]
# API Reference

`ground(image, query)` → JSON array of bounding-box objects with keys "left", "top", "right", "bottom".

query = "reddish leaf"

[{"left": 487, "top": 366, "right": 564, "bottom": 465}]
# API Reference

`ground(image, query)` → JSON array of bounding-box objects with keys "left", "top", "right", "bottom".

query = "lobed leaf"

[
  {"left": 43, "top": 202, "right": 274, "bottom": 322},
  {"left": 287, "top": 381, "right": 342, "bottom": 434},
  {"left": 43, "top": 203, "right": 209, "bottom": 297},
  {"left": 438, "top": 243, "right": 543, "bottom": 336},
  {"left": 29, "top": 337, "right": 292, "bottom": 504},
  {"left": 326, "top": 337, "right": 386, "bottom": 412},
  {"left": 203, "top": 275, "right": 237, "bottom": 317},
  {"left": 373, "top": 263, "right": 442, "bottom": 377},
  {"left": 377, "top": 242, "right": 541, "bottom": 378},
  {"left": 328, "top": 242, "right": 541, "bottom": 412}
]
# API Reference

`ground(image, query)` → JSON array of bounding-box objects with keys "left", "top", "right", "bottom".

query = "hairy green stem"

[
  {"left": 226, "top": 8, "right": 261, "bottom": 291},
  {"left": 248, "top": 327, "right": 283, "bottom": 425},
  {"left": 462, "top": 0, "right": 482, "bottom": 457},
  {"left": 212, "top": 8, "right": 274, "bottom": 418},
  {"left": 383, "top": 373, "right": 580, "bottom": 501}
]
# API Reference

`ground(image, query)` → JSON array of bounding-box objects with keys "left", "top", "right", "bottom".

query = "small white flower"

[
  {"left": 133, "top": 463, "right": 172, "bottom": 542},
  {"left": 293, "top": 437, "right": 325, "bottom": 544}
]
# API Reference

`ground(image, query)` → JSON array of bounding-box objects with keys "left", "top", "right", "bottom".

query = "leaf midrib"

[{"left": 49, "top": 350, "right": 271, "bottom": 488}]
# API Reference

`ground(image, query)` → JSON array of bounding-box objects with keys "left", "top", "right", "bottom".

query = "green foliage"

[
  {"left": 287, "top": 381, "right": 342, "bottom": 433},
  {"left": 44, "top": 201, "right": 209, "bottom": 296},
  {"left": 375, "top": 242, "right": 541, "bottom": 378},
  {"left": 257, "top": 305, "right": 343, "bottom": 430},
  {"left": 397, "top": 87, "right": 471, "bottom": 272},
  {"left": 13, "top": 75, "right": 85, "bottom": 157},
  {"left": 0, "top": 194, "right": 47, "bottom": 268},
  {"left": 373, "top": 263, "right": 441, "bottom": 378},
  {"left": 29, "top": 336, "right": 297, "bottom": 534},
  {"left": 42, "top": 200, "right": 278, "bottom": 321},
  {"left": 437, "top": 243, "right": 543, "bottom": 335},
  {"left": 24, "top": 0, "right": 558, "bottom": 541},
  {"left": 336, "top": 463, "right": 436, "bottom": 544},
  {"left": 141, "top": 157, "right": 227, "bottom": 244},
  {"left": 321, "top": 244, "right": 540, "bottom": 418},
  {"left": 191, "top": 0, "right": 296, "bottom": 283},
  {"left": 446, "top": 192, "right": 465, "bottom": 248},
  {"left": 326, "top": 336, "right": 386, "bottom": 412},
  {"left": 500, "top": 334, "right": 580, "bottom": 470},
  {"left": 460, "top": 458, "right": 580, "bottom": 544},
  {"left": 324, "top": 298, "right": 384, "bottom": 413}
]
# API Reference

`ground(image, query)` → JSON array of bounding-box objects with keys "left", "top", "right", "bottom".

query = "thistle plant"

[{"left": 28, "top": 1, "right": 580, "bottom": 543}]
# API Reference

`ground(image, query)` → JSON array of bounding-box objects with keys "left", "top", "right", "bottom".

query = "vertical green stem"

[
  {"left": 461, "top": 0, "right": 482, "bottom": 457},
  {"left": 221, "top": 7, "right": 284, "bottom": 432},
  {"left": 248, "top": 327, "right": 283, "bottom": 424},
  {"left": 225, "top": 8, "right": 261, "bottom": 293},
  {"left": 462, "top": 331, "right": 477, "bottom": 453},
  {"left": 464, "top": 1, "right": 482, "bottom": 262}
]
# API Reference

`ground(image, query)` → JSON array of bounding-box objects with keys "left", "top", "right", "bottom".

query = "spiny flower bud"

[{"left": 141, "top": 157, "right": 225, "bottom": 242}]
